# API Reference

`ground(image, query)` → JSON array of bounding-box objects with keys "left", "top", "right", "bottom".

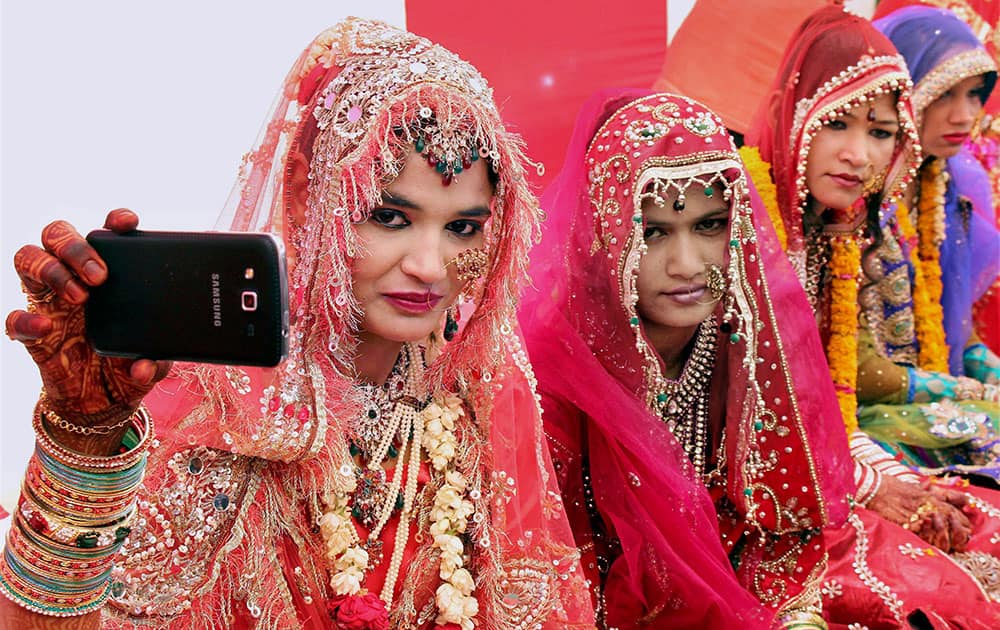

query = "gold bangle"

[
  {"left": 38, "top": 393, "right": 134, "bottom": 436},
  {"left": 32, "top": 400, "right": 152, "bottom": 471}
]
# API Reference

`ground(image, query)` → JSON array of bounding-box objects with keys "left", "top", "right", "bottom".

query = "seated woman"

[
  {"left": 0, "top": 19, "right": 594, "bottom": 629},
  {"left": 864, "top": 4, "right": 1000, "bottom": 479},
  {"left": 745, "top": 4, "right": 1000, "bottom": 624},
  {"left": 521, "top": 88, "right": 856, "bottom": 629}
]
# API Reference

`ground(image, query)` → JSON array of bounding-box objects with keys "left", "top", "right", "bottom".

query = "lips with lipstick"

[
  {"left": 383, "top": 291, "right": 444, "bottom": 313},
  {"left": 828, "top": 172, "right": 862, "bottom": 188},
  {"left": 942, "top": 132, "right": 970, "bottom": 144},
  {"left": 662, "top": 284, "right": 707, "bottom": 305}
]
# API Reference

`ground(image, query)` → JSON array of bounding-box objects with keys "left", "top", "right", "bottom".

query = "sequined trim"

[
  {"left": 912, "top": 48, "right": 997, "bottom": 118},
  {"left": 950, "top": 552, "right": 1000, "bottom": 601}
]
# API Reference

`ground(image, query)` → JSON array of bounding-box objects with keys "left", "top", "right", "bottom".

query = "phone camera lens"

[{"left": 241, "top": 291, "right": 258, "bottom": 312}]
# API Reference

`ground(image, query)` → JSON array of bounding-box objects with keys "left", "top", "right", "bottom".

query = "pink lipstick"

[{"left": 383, "top": 291, "right": 443, "bottom": 314}]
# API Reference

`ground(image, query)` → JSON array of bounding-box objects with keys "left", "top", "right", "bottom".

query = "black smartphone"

[{"left": 85, "top": 230, "right": 289, "bottom": 367}]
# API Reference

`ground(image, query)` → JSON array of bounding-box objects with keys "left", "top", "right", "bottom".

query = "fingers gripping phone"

[{"left": 85, "top": 230, "right": 289, "bottom": 367}]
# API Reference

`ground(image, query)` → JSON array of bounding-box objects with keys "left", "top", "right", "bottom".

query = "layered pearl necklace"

[
  {"left": 654, "top": 318, "right": 718, "bottom": 477},
  {"left": 319, "top": 343, "right": 479, "bottom": 628}
]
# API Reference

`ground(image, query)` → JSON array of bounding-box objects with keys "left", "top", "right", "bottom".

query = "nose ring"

[
  {"left": 706, "top": 264, "right": 726, "bottom": 301},
  {"left": 446, "top": 248, "right": 488, "bottom": 283}
]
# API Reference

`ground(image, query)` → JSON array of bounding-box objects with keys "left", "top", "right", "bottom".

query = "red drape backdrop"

[{"left": 406, "top": 0, "right": 667, "bottom": 189}]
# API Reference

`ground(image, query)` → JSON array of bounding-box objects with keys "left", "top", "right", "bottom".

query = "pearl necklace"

[
  {"left": 655, "top": 317, "right": 718, "bottom": 477},
  {"left": 320, "top": 344, "right": 478, "bottom": 627}
]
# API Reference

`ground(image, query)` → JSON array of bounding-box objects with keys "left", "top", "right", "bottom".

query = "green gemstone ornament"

[{"left": 77, "top": 532, "right": 99, "bottom": 549}]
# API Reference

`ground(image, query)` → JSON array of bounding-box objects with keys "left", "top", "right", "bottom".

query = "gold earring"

[{"left": 447, "top": 248, "right": 488, "bottom": 283}]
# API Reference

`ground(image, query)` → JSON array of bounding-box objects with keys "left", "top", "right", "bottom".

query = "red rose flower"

[{"left": 327, "top": 592, "right": 389, "bottom": 630}]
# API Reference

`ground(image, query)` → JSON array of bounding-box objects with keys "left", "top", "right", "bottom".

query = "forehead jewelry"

[
  {"left": 640, "top": 173, "right": 731, "bottom": 213},
  {"left": 867, "top": 107, "right": 877, "bottom": 122},
  {"left": 446, "top": 248, "right": 488, "bottom": 283},
  {"left": 410, "top": 109, "right": 482, "bottom": 186}
]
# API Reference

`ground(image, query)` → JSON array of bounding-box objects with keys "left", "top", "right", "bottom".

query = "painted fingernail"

[
  {"left": 65, "top": 280, "right": 87, "bottom": 303},
  {"left": 83, "top": 260, "right": 105, "bottom": 283}
]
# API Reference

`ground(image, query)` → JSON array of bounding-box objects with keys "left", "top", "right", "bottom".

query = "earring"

[
  {"left": 447, "top": 248, "right": 488, "bottom": 283},
  {"left": 706, "top": 264, "right": 726, "bottom": 301},
  {"left": 444, "top": 307, "right": 459, "bottom": 341}
]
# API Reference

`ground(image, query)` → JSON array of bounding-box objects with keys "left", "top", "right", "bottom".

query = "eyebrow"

[
  {"left": 381, "top": 190, "right": 492, "bottom": 217},
  {"left": 839, "top": 110, "right": 899, "bottom": 127},
  {"left": 644, "top": 207, "right": 728, "bottom": 226}
]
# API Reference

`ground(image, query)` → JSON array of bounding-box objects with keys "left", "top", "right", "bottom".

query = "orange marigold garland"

[
  {"left": 739, "top": 146, "right": 788, "bottom": 250},
  {"left": 827, "top": 233, "right": 862, "bottom": 434},
  {"left": 912, "top": 159, "right": 950, "bottom": 372}
]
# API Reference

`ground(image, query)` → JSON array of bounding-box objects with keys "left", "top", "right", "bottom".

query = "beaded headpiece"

[
  {"left": 875, "top": 5, "right": 998, "bottom": 124},
  {"left": 309, "top": 21, "right": 500, "bottom": 191},
  {"left": 790, "top": 54, "right": 921, "bottom": 218},
  {"left": 586, "top": 95, "right": 744, "bottom": 254}
]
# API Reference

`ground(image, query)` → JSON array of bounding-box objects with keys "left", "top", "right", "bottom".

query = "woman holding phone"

[{"left": 1, "top": 18, "right": 593, "bottom": 629}]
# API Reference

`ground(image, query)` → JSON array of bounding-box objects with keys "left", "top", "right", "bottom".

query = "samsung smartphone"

[{"left": 85, "top": 230, "right": 289, "bottom": 367}]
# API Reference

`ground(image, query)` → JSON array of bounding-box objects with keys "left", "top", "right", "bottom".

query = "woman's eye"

[
  {"left": 824, "top": 119, "right": 847, "bottom": 130},
  {"left": 370, "top": 208, "right": 409, "bottom": 228},
  {"left": 447, "top": 220, "right": 483, "bottom": 237},
  {"left": 870, "top": 128, "right": 894, "bottom": 140},
  {"left": 696, "top": 218, "right": 728, "bottom": 234},
  {"left": 643, "top": 226, "right": 666, "bottom": 240}
]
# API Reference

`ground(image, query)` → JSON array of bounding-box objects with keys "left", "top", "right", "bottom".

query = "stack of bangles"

[
  {"left": 0, "top": 395, "right": 151, "bottom": 617},
  {"left": 853, "top": 461, "right": 883, "bottom": 508}
]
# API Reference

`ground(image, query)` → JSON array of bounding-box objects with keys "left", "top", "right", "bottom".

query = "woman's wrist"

[
  {"left": 906, "top": 367, "right": 984, "bottom": 403},
  {"left": 37, "top": 392, "right": 138, "bottom": 457},
  {"left": 0, "top": 402, "right": 151, "bottom": 617}
]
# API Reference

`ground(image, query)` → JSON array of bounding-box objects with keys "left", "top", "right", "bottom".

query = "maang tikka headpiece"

[
  {"left": 640, "top": 171, "right": 733, "bottom": 211},
  {"left": 411, "top": 109, "right": 485, "bottom": 185},
  {"left": 310, "top": 24, "right": 498, "bottom": 187}
]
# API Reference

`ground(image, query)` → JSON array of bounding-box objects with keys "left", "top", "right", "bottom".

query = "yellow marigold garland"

[
  {"left": 912, "top": 159, "right": 950, "bottom": 372},
  {"left": 739, "top": 146, "right": 788, "bottom": 250},
  {"left": 827, "top": 233, "right": 862, "bottom": 434}
]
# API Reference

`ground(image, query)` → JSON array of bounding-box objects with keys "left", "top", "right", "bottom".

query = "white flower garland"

[{"left": 318, "top": 391, "right": 478, "bottom": 629}]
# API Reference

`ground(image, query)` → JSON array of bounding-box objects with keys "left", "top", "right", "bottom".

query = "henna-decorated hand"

[
  {"left": 866, "top": 474, "right": 972, "bottom": 553},
  {"left": 5, "top": 209, "right": 172, "bottom": 454}
]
